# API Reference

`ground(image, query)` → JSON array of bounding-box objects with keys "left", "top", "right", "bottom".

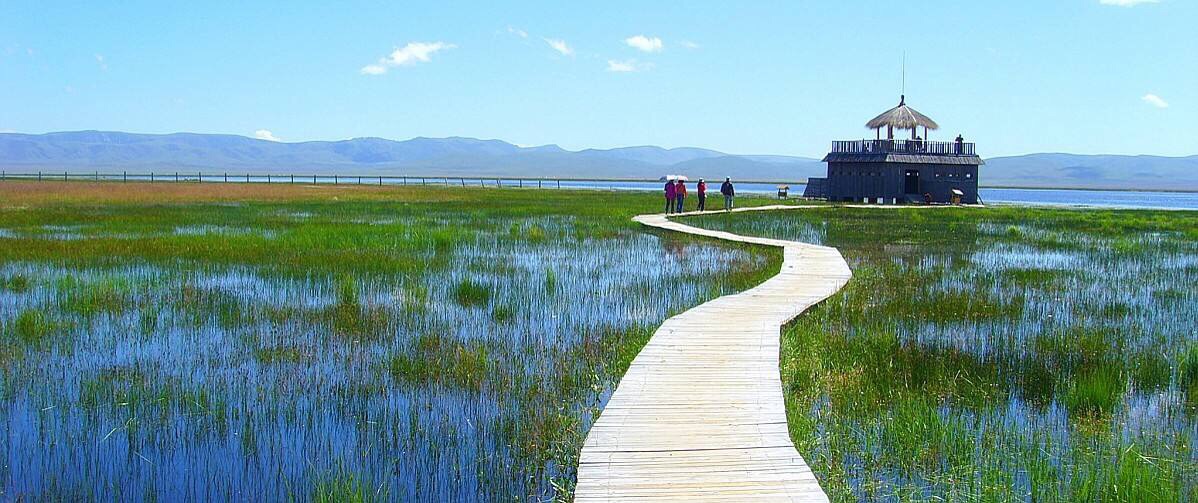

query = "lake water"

[
  {"left": 556, "top": 181, "right": 1198, "bottom": 210},
  {"left": 978, "top": 187, "right": 1198, "bottom": 210}
]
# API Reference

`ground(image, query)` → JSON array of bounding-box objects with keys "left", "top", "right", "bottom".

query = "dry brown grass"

[{"left": 0, "top": 180, "right": 480, "bottom": 207}]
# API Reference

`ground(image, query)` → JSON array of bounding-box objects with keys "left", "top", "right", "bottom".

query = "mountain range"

[{"left": 1, "top": 131, "right": 1195, "bottom": 191}]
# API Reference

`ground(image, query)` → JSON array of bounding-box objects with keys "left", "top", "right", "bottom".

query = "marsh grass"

[
  {"left": 1, "top": 273, "right": 31, "bottom": 292},
  {"left": 686, "top": 206, "right": 1198, "bottom": 500},
  {"left": 311, "top": 469, "right": 374, "bottom": 503},
  {"left": 0, "top": 183, "right": 782, "bottom": 501},
  {"left": 452, "top": 279, "right": 492, "bottom": 308},
  {"left": 11, "top": 308, "right": 61, "bottom": 346},
  {"left": 1182, "top": 345, "right": 1198, "bottom": 407}
]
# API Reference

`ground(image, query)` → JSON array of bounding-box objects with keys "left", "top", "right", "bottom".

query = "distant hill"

[
  {"left": 0, "top": 131, "right": 1194, "bottom": 190},
  {"left": 982, "top": 154, "right": 1198, "bottom": 191},
  {"left": 0, "top": 131, "right": 818, "bottom": 182}
]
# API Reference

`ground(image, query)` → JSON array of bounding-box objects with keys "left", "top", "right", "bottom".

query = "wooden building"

[{"left": 804, "top": 95, "right": 983, "bottom": 204}]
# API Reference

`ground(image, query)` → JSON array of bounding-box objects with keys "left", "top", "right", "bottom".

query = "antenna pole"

[{"left": 901, "top": 52, "right": 906, "bottom": 97}]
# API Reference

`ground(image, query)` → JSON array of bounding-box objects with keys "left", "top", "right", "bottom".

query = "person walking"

[
  {"left": 664, "top": 179, "right": 676, "bottom": 214},
  {"left": 696, "top": 178, "right": 707, "bottom": 211},
  {"left": 720, "top": 177, "right": 735, "bottom": 211},
  {"left": 674, "top": 179, "right": 687, "bottom": 213}
]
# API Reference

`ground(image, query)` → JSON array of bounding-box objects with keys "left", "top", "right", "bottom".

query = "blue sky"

[{"left": 1, "top": 0, "right": 1193, "bottom": 158}]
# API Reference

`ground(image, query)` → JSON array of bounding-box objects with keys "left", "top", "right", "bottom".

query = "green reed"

[
  {"left": 0, "top": 184, "right": 784, "bottom": 501},
  {"left": 685, "top": 206, "right": 1198, "bottom": 501}
]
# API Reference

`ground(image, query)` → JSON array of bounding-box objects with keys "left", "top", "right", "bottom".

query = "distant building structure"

[{"left": 804, "top": 95, "right": 983, "bottom": 204}]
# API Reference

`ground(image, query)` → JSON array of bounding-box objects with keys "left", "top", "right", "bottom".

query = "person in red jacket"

[
  {"left": 696, "top": 178, "right": 707, "bottom": 211},
  {"left": 663, "top": 179, "right": 676, "bottom": 214},
  {"left": 674, "top": 179, "right": 687, "bottom": 213}
]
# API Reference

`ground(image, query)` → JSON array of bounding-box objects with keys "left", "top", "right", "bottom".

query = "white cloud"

[
  {"left": 543, "top": 38, "right": 573, "bottom": 56},
  {"left": 679, "top": 40, "right": 700, "bottom": 49},
  {"left": 625, "top": 35, "right": 663, "bottom": 53},
  {"left": 360, "top": 41, "right": 455, "bottom": 75},
  {"left": 95, "top": 53, "right": 107, "bottom": 71},
  {"left": 607, "top": 59, "right": 652, "bottom": 73},
  {"left": 507, "top": 26, "right": 528, "bottom": 39},
  {"left": 254, "top": 130, "right": 282, "bottom": 142},
  {"left": 361, "top": 64, "right": 387, "bottom": 75},
  {"left": 1142, "top": 93, "right": 1169, "bottom": 108},
  {"left": 1099, "top": 0, "right": 1158, "bottom": 5},
  {"left": 607, "top": 60, "right": 636, "bottom": 72}
]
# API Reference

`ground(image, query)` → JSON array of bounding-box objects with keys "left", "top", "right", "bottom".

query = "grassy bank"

[
  {"left": 0, "top": 181, "right": 783, "bottom": 501},
  {"left": 684, "top": 206, "right": 1198, "bottom": 501}
]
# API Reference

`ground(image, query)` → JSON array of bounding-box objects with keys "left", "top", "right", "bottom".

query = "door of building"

[{"left": 904, "top": 170, "right": 920, "bottom": 194}]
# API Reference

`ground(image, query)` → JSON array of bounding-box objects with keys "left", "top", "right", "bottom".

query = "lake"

[{"left": 555, "top": 181, "right": 1198, "bottom": 210}]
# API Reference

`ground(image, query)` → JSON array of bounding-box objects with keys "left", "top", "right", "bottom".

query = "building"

[{"left": 804, "top": 95, "right": 983, "bottom": 204}]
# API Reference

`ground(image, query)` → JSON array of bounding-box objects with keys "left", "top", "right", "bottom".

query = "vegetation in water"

[
  {"left": 0, "top": 181, "right": 782, "bottom": 501},
  {"left": 685, "top": 206, "right": 1198, "bottom": 501}
]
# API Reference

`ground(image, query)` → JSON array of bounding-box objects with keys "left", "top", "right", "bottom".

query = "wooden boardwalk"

[{"left": 575, "top": 206, "right": 852, "bottom": 502}]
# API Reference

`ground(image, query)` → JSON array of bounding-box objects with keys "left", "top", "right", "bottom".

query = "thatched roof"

[{"left": 865, "top": 95, "right": 939, "bottom": 130}]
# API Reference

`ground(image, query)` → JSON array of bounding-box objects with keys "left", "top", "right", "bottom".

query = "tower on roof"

[{"left": 866, "top": 95, "right": 939, "bottom": 141}]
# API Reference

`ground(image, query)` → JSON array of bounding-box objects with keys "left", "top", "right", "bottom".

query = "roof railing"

[{"left": 830, "top": 139, "right": 975, "bottom": 156}]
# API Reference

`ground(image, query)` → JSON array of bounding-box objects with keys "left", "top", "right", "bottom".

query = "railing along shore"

[{"left": 0, "top": 171, "right": 804, "bottom": 188}]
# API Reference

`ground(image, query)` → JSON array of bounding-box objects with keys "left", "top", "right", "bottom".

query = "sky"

[{"left": 0, "top": 0, "right": 1193, "bottom": 158}]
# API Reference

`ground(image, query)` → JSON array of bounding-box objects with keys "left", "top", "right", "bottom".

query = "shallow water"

[
  {"left": 0, "top": 210, "right": 769, "bottom": 500},
  {"left": 687, "top": 208, "right": 1198, "bottom": 498}
]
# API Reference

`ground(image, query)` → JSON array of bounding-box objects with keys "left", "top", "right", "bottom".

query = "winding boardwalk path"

[{"left": 575, "top": 205, "right": 852, "bottom": 502}]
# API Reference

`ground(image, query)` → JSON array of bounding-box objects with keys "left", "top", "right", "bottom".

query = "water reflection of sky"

[
  {"left": 690, "top": 211, "right": 1198, "bottom": 497},
  {"left": 0, "top": 217, "right": 766, "bottom": 501}
]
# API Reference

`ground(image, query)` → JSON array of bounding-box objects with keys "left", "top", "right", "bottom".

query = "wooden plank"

[{"left": 575, "top": 206, "right": 851, "bottom": 502}]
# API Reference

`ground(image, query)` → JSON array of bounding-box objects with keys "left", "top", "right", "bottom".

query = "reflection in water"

[
  {"left": 0, "top": 216, "right": 768, "bottom": 500},
  {"left": 686, "top": 208, "right": 1198, "bottom": 498}
]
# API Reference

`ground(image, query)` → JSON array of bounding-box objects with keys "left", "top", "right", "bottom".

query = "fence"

[
  {"left": 830, "top": 139, "right": 976, "bottom": 156},
  {"left": 0, "top": 171, "right": 804, "bottom": 190}
]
